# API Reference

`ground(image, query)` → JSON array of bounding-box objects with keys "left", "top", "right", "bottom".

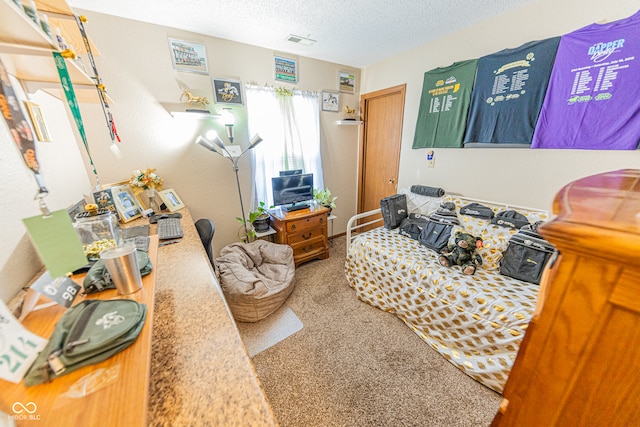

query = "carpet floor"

[{"left": 244, "top": 236, "right": 502, "bottom": 427}]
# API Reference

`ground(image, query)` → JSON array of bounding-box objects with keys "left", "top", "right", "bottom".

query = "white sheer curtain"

[{"left": 245, "top": 85, "right": 324, "bottom": 209}]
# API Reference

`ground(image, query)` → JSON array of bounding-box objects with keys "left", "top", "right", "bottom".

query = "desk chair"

[{"left": 195, "top": 218, "right": 216, "bottom": 270}]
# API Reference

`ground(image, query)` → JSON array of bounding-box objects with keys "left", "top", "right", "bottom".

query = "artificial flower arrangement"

[{"left": 129, "top": 168, "right": 163, "bottom": 190}]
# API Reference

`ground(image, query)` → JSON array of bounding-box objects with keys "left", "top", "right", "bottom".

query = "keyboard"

[{"left": 157, "top": 218, "right": 184, "bottom": 240}]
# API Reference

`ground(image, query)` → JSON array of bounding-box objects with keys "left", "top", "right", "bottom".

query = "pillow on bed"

[{"left": 398, "top": 188, "right": 443, "bottom": 216}]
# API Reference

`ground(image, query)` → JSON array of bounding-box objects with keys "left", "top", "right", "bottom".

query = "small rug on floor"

[{"left": 236, "top": 306, "right": 303, "bottom": 357}]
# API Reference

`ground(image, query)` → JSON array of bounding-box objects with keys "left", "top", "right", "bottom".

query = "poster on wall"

[
  {"left": 463, "top": 37, "right": 560, "bottom": 146},
  {"left": 274, "top": 56, "right": 298, "bottom": 83},
  {"left": 532, "top": 10, "right": 640, "bottom": 150},
  {"left": 212, "top": 78, "right": 244, "bottom": 104},
  {"left": 338, "top": 71, "right": 356, "bottom": 94},
  {"left": 168, "top": 38, "right": 209, "bottom": 74},
  {"left": 322, "top": 90, "right": 340, "bottom": 112}
]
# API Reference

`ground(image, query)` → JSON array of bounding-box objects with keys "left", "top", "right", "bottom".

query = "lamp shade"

[
  {"left": 195, "top": 135, "right": 216, "bottom": 152},
  {"left": 249, "top": 134, "right": 263, "bottom": 149}
]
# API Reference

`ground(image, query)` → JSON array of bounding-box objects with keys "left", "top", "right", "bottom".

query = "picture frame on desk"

[
  {"left": 112, "top": 185, "right": 143, "bottom": 222},
  {"left": 158, "top": 188, "right": 185, "bottom": 212},
  {"left": 93, "top": 187, "right": 120, "bottom": 221}
]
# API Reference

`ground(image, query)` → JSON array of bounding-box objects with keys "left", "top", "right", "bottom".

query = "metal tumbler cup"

[{"left": 99, "top": 245, "right": 143, "bottom": 295}]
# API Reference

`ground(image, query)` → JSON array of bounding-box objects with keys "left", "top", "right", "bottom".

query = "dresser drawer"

[
  {"left": 288, "top": 225, "right": 325, "bottom": 245},
  {"left": 291, "top": 237, "right": 327, "bottom": 261},
  {"left": 286, "top": 214, "right": 326, "bottom": 233}
]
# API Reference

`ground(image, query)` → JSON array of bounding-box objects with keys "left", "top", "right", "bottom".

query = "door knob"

[{"left": 389, "top": 178, "right": 395, "bottom": 184}]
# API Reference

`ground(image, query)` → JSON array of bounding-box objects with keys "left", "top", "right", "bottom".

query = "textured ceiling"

[{"left": 68, "top": 0, "right": 535, "bottom": 68}]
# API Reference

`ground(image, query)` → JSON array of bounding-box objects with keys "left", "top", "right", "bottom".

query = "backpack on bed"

[
  {"left": 418, "top": 202, "right": 459, "bottom": 252},
  {"left": 500, "top": 225, "right": 557, "bottom": 284},
  {"left": 380, "top": 194, "right": 408, "bottom": 229}
]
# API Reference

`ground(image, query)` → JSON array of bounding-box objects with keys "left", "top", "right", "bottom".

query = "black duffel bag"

[
  {"left": 500, "top": 228, "right": 557, "bottom": 284},
  {"left": 380, "top": 194, "right": 408, "bottom": 229}
]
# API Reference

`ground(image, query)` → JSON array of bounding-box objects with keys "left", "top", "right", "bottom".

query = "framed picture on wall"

[
  {"left": 212, "top": 78, "right": 244, "bottom": 104},
  {"left": 338, "top": 71, "right": 356, "bottom": 94},
  {"left": 274, "top": 55, "right": 298, "bottom": 83},
  {"left": 24, "top": 101, "right": 51, "bottom": 142},
  {"left": 322, "top": 90, "right": 340, "bottom": 112},
  {"left": 112, "top": 185, "right": 143, "bottom": 223},
  {"left": 168, "top": 38, "right": 209, "bottom": 74},
  {"left": 158, "top": 188, "right": 185, "bottom": 212}
]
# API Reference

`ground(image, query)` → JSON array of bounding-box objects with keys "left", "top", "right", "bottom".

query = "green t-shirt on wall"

[{"left": 412, "top": 59, "right": 478, "bottom": 148}]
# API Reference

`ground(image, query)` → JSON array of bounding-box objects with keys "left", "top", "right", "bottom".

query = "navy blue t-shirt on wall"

[{"left": 463, "top": 37, "right": 560, "bottom": 146}]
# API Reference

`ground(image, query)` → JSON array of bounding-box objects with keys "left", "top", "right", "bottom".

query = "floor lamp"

[{"left": 195, "top": 133, "right": 263, "bottom": 238}]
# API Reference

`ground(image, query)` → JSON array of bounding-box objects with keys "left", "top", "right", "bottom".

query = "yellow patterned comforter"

[{"left": 345, "top": 226, "right": 540, "bottom": 393}]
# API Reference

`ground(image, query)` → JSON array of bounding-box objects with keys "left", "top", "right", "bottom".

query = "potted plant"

[
  {"left": 313, "top": 188, "right": 337, "bottom": 213},
  {"left": 249, "top": 201, "right": 272, "bottom": 232},
  {"left": 237, "top": 202, "right": 272, "bottom": 241}
]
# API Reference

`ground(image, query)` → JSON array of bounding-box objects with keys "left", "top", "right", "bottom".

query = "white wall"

[
  {"left": 1, "top": 11, "right": 361, "bottom": 302},
  {"left": 361, "top": 0, "right": 640, "bottom": 210},
  {"left": 1, "top": 87, "right": 92, "bottom": 302}
]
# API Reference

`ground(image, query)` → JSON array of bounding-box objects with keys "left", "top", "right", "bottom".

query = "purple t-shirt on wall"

[{"left": 532, "top": 10, "right": 640, "bottom": 150}]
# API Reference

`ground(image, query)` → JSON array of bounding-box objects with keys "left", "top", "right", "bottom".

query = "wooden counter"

[
  {"left": 4, "top": 208, "right": 277, "bottom": 426},
  {"left": 144, "top": 208, "right": 277, "bottom": 426},
  {"left": 3, "top": 236, "right": 159, "bottom": 426}
]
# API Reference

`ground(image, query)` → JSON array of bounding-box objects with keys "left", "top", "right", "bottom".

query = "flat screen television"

[
  {"left": 272, "top": 173, "right": 313, "bottom": 212},
  {"left": 279, "top": 169, "right": 303, "bottom": 176}
]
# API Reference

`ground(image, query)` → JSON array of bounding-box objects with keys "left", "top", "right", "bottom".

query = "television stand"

[{"left": 281, "top": 202, "right": 310, "bottom": 212}]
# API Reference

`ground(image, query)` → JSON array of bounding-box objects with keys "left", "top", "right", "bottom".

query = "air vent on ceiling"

[{"left": 287, "top": 34, "right": 316, "bottom": 46}]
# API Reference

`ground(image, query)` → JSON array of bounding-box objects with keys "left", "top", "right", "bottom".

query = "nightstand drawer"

[
  {"left": 286, "top": 214, "right": 326, "bottom": 233},
  {"left": 288, "top": 225, "right": 325, "bottom": 245},
  {"left": 291, "top": 237, "right": 327, "bottom": 260}
]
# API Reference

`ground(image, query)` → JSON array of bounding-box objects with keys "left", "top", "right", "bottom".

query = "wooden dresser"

[
  {"left": 492, "top": 169, "right": 640, "bottom": 427},
  {"left": 270, "top": 206, "right": 329, "bottom": 266}
]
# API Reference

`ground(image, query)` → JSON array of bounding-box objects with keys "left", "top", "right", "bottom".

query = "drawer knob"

[
  {"left": 291, "top": 224, "right": 296, "bottom": 230},
  {"left": 303, "top": 245, "right": 313, "bottom": 252},
  {"left": 302, "top": 232, "right": 312, "bottom": 239}
]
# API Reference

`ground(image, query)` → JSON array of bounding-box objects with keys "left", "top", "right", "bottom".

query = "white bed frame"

[{"left": 345, "top": 195, "right": 549, "bottom": 255}]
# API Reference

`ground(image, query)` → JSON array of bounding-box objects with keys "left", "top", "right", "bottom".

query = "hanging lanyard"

[
  {"left": 0, "top": 58, "right": 47, "bottom": 194},
  {"left": 52, "top": 51, "right": 99, "bottom": 183}
]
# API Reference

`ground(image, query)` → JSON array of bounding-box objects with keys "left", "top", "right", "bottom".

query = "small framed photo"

[
  {"left": 168, "top": 38, "right": 209, "bottom": 74},
  {"left": 339, "top": 71, "right": 356, "bottom": 94},
  {"left": 274, "top": 55, "right": 298, "bottom": 83},
  {"left": 24, "top": 101, "right": 51, "bottom": 142},
  {"left": 322, "top": 90, "right": 340, "bottom": 112},
  {"left": 112, "top": 185, "right": 143, "bottom": 223},
  {"left": 212, "top": 78, "right": 244, "bottom": 105},
  {"left": 158, "top": 188, "right": 185, "bottom": 212},
  {"left": 93, "top": 188, "right": 120, "bottom": 221}
]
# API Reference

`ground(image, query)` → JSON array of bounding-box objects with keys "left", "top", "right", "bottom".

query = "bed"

[{"left": 344, "top": 190, "right": 549, "bottom": 393}]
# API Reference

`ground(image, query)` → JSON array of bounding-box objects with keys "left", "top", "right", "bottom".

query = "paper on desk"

[
  {"left": 22, "top": 209, "right": 87, "bottom": 278},
  {"left": 0, "top": 300, "right": 47, "bottom": 384}
]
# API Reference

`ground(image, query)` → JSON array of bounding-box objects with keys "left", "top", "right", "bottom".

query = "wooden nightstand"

[{"left": 270, "top": 207, "right": 329, "bottom": 266}]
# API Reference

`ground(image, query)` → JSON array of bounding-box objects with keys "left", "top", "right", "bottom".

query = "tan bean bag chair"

[{"left": 217, "top": 240, "right": 295, "bottom": 322}]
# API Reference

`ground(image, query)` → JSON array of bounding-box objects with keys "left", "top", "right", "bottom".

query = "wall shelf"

[
  {"left": 336, "top": 120, "right": 362, "bottom": 125},
  {"left": 0, "top": 0, "right": 103, "bottom": 103}
]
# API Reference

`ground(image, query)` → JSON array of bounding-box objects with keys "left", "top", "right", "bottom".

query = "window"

[{"left": 245, "top": 85, "right": 324, "bottom": 208}]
